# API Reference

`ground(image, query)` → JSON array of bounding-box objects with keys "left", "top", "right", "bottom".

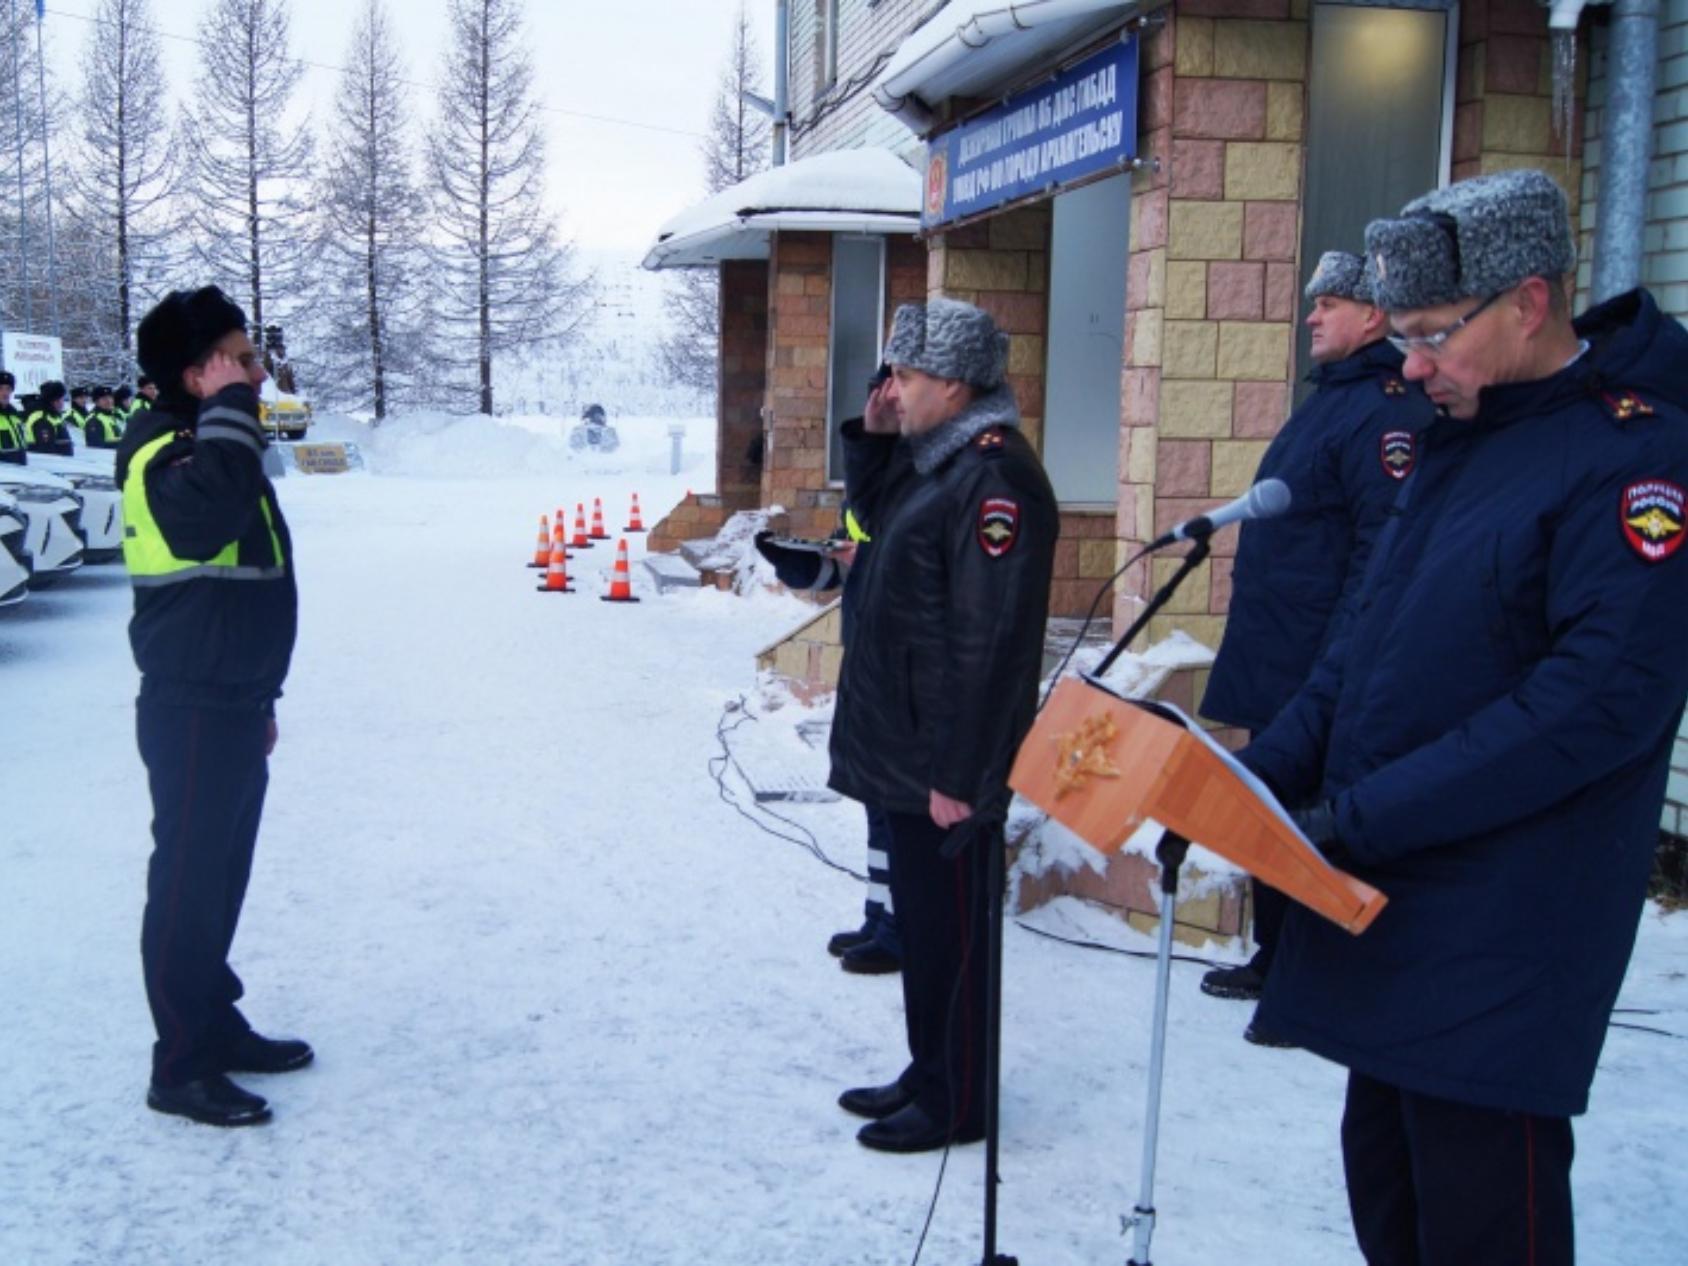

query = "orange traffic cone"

[
  {"left": 625, "top": 494, "right": 646, "bottom": 533},
  {"left": 527, "top": 514, "right": 550, "bottom": 568},
  {"left": 536, "top": 525, "right": 574, "bottom": 593},
  {"left": 571, "top": 503, "right": 593, "bottom": 550},
  {"left": 589, "top": 498, "right": 610, "bottom": 540},
  {"left": 600, "top": 538, "right": 640, "bottom": 603}
]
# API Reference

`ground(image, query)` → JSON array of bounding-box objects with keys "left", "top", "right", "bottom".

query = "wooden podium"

[
  {"left": 1007, "top": 676, "right": 1387, "bottom": 1265},
  {"left": 1010, "top": 676, "right": 1386, "bottom": 933}
]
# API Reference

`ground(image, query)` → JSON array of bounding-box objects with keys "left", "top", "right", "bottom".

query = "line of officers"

[{"left": 0, "top": 373, "right": 160, "bottom": 460}]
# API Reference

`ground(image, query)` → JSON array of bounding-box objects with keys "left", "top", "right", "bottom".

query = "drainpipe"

[
  {"left": 1592, "top": 0, "right": 1659, "bottom": 301},
  {"left": 773, "top": 0, "right": 789, "bottom": 166}
]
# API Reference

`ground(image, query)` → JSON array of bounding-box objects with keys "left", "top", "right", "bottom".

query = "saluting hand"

[
  {"left": 199, "top": 350, "right": 250, "bottom": 397},
  {"left": 863, "top": 380, "right": 899, "bottom": 434}
]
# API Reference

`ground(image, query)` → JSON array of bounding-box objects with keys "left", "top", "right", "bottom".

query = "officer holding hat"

[
  {"left": 830, "top": 297, "right": 1058, "bottom": 1153},
  {"left": 119, "top": 285, "right": 309, "bottom": 1128},
  {"left": 1199, "top": 250, "right": 1433, "bottom": 1029},
  {"left": 1242, "top": 169, "right": 1688, "bottom": 1262}
]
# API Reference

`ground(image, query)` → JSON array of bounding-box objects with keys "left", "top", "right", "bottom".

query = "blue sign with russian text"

[{"left": 921, "top": 37, "right": 1140, "bottom": 230}]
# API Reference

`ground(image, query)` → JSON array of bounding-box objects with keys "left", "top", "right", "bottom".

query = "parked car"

[
  {"left": 29, "top": 452, "right": 122, "bottom": 563},
  {"left": 0, "top": 489, "right": 30, "bottom": 606},
  {"left": 0, "top": 466, "right": 83, "bottom": 585}
]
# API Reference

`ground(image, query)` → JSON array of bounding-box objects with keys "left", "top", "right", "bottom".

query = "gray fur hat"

[
  {"left": 882, "top": 298, "right": 1010, "bottom": 390},
  {"left": 1305, "top": 251, "right": 1374, "bottom": 305},
  {"left": 1365, "top": 169, "right": 1575, "bottom": 312}
]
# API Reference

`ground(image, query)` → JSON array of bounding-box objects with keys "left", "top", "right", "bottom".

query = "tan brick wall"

[
  {"left": 647, "top": 494, "right": 735, "bottom": 555},
  {"left": 763, "top": 232, "right": 842, "bottom": 540},
  {"left": 1120, "top": 3, "right": 1308, "bottom": 648},
  {"left": 717, "top": 260, "right": 770, "bottom": 513}
]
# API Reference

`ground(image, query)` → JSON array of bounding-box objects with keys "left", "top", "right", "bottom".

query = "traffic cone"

[
  {"left": 536, "top": 525, "right": 573, "bottom": 593},
  {"left": 527, "top": 514, "right": 550, "bottom": 568},
  {"left": 589, "top": 497, "right": 610, "bottom": 540},
  {"left": 571, "top": 503, "right": 593, "bottom": 550},
  {"left": 625, "top": 494, "right": 646, "bottom": 533},
  {"left": 600, "top": 538, "right": 640, "bottom": 603}
]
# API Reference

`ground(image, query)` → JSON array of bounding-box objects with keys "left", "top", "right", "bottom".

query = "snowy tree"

[
  {"left": 184, "top": 0, "right": 314, "bottom": 343},
  {"left": 65, "top": 0, "right": 180, "bottom": 361},
  {"left": 659, "top": 5, "right": 771, "bottom": 395},
  {"left": 428, "top": 0, "right": 591, "bottom": 416},
  {"left": 0, "top": 4, "right": 71, "bottom": 341},
  {"left": 311, "top": 0, "right": 430, "bottom": 420}
]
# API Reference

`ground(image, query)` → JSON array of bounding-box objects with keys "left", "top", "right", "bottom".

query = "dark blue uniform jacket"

[
  {"left": 1245, "top": 290, "right": 1688, "bottom": 1117},
  {"left": 1203, "top": 341, "right": 1434, "bottom": 732}
]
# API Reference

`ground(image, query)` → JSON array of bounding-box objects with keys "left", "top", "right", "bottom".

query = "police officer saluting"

[
  {"left": 120, "top": 286, "right": 308, "bottom": 1128},
  {"left": 1199, "top": 251, "right": 1432, "bottom": 1027},
  {"left": 1242, "top": 169, "right": 1688, "bottom": 1261},
  {"left": 830, "top": 298, "right": 1058, "bottom": 1153}
]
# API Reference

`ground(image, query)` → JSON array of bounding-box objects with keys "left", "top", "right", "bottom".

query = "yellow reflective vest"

[{"left": 121, "top": 431, "right": 285, "bottom": 587}]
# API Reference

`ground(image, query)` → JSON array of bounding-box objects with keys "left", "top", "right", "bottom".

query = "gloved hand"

[{"left": 1292, "top": 801, "right": 1338, "bottom": 847}]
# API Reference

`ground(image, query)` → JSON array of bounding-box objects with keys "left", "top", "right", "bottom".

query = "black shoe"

[
  {"left": 838, "top": 1080, "right": 917, "bottom": 1121},
  {"left": 1244, "top": 1021, "right": 1298, "bottom": 1049},
  {"left": 827, "top": 927, "right": 873, "bottom": 958},
  {"left": 857, "top": 1101, "right": 985, "bottom": 1154},
  {"left": 147, "top": 1074, "right": 272, "bottom": 1127},
  {"left": 1200, "top": 963, "right": 1265, "bottom": 1001},
  {"left": 839, "top": 942, "right": 901, "bottom": 975},
  {"left": 222, "top": 1031, "right": 314, "bottom": 1074}
]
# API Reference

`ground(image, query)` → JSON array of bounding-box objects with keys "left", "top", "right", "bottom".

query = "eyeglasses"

[{"left": 1387, "top": 290, "right": 1502, "bottom": 358}]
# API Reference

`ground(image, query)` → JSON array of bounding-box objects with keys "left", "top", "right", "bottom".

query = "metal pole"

[
  {"left": 772, "top": 0, "right": 789, "bottom": 166},
  {"left": 33, "top": 9, "right": 57, "bottom": 337},
  {"left": 1592, "top": 0, "right": 1661, "bottom": 303},
  {"left": 9, "top": 0, "right": 31, "bottom": 329},
  {"left": 1126, "top": 831, "right": 1189, "bottom": 1266}
]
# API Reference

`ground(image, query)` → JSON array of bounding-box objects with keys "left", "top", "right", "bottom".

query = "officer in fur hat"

[
  {"left": 1241, "top": 169, "right": 1688, "bottom": 1263},
  {"left": 119, "top": 286, "right": 309, "bottom": 1128},
  {"left": 1198, "top": 250, "right": 1432, "bottom": 1033},
  {"left": 830, "top": 298, "right": 1058, "bottom": 1153}
]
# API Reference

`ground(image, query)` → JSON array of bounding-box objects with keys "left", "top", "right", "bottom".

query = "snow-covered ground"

[{"left": 2, "top": 414, "right": 1685, "bottom": 1265}]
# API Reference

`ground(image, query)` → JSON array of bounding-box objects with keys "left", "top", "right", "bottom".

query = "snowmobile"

[{"left": 568, "top": 404, "right": 619, "bottom": 454}]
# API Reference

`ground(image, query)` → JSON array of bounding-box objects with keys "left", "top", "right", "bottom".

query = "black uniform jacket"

[
  {"left": 1245, "top": 289, "right": 1688, "bottom": 1117},
  {"left": 116, "top": 385, "right": 297, "bottom": 714},
  {"left": 829, "top": 402, "right": 1058, "bottom": 815}
]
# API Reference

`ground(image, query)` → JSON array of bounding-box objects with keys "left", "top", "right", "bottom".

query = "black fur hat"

[
  {"left": 38, "top": 379, "right": 66, "bottom": 404},
  {"left": 136, "top": 286, "right": 248, "bottom": 392}
]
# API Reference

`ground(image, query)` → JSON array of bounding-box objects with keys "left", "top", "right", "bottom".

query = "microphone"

[{"left": 1147, "top": 478, "right": 1291, "bottom": 551}]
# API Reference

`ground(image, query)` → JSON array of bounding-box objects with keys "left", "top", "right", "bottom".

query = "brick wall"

[
  {"left": 1578, "top": 0, "right": 1688, "bottom": 318},
  {"left": 764, "top": 231, "right": 840, "bottom": 539},
  {"left": 1118, "top": 3, "right": 1309, "bottom": 661},
  {"left": 789, "top": 0, "right": 938, "bottom": 161},
  {"left": 1452, "top": 0, "right": 1587, "bottom": 200}
]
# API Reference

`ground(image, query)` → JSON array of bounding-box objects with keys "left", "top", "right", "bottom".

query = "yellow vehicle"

[{"left": 258, "top": 382, "right": 313, "bottom": 441}]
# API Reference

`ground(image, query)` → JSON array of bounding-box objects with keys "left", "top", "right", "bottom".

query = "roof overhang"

[
  {"left": 642, "top": 149, "right": 923, "bottom": 271},
  {"left": 873, "top": 0, "right": 1144, "bottom": 135}
]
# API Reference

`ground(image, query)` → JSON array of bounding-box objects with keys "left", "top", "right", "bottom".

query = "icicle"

[{"left": 1551, "top": 28, "right": 1578, "bottom": 170}]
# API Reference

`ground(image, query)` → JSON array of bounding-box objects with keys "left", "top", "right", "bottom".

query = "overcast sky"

[{"left": 40, "top": 0, "right": 776, "bottom": 256}]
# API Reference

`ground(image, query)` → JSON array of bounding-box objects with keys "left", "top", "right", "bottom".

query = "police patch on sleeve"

[
  {"left": 1380, "top": 430, "right": 1416, "bottom": 481},
  {"left": 1621, "top": 480, "right": 1686, "bottom": 563},
  {"left": 978, "top": 497, "right": 1020, "bottom": 558}
]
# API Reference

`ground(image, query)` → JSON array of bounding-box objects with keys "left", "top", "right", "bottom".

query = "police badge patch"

[
  {"left": 1380, "top": 430, "right": 1416, "bottom": 481},
  {"left": 978, "top": 497, "right": 1019, "bottom": 558},
  {"left": 1621, "top": 480, "right": 1686, "bottom": 563}
]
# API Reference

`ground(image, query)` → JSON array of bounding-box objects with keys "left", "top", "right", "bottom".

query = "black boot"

[
  {"left": 222, "top": 1031, "right": 314, "bottom": 1074},
  {"left": 147, "top": 1074, "right": 271, "bottom": 1127},
  {"left": 839, "top": 941, "right": 901, "bottom": 975},
  {"left": 857, "top": 1101, "right": 984, "bottom": 1154},
  {"left": 827, "top": 926, "right": 873, "bottom": 957},
  {"left": 838, "top": 1079, "right": 916, "bottom": 1120},
  {"left": 1200, "top": 963, "right": 1265, "bottom": 1001}
]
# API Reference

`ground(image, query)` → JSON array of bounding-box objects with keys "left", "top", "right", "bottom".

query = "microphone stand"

[{"left": 1094, "top": 536, "right": 1211, "bottom": 680}]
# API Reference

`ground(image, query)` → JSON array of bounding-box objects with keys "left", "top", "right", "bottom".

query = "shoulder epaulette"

[
  {"left": 1601, "top": 390, "right": 1655, "bottom": 422},
  {"left": 1380, "top": 374, "right": 1408, "bottom": 398},
  {"left": 974, "top": 427, "right": 1008, "bottom": 456}
]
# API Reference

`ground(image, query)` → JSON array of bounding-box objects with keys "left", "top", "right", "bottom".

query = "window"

[
  {"left": 827, "top": 235, "right": 886, "bottom": 482},
  {"left": 820, "top": 0, "right": 840, "bottom": 92},
  {"left": 1043, "top": 174, "right": 1130, "bottom": 505}
]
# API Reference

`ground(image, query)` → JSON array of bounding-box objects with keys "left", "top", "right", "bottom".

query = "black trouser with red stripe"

[
  {"left": 1342, "top": 1072, "right": 1575, "bottom": 1266},
  {"left": 138, "top": 699, "right": 268, "bottom": 1087},
  {"left": 884, "top": 810, "right": 988, "bottom": 1132}
]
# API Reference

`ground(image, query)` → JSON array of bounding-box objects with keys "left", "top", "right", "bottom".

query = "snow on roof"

[
  {"left": 873, "top": 0, "right": 1140, "bottom": 134},
  {"left": 641, "top": 148, "right": 922, "bottom": 271}
]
